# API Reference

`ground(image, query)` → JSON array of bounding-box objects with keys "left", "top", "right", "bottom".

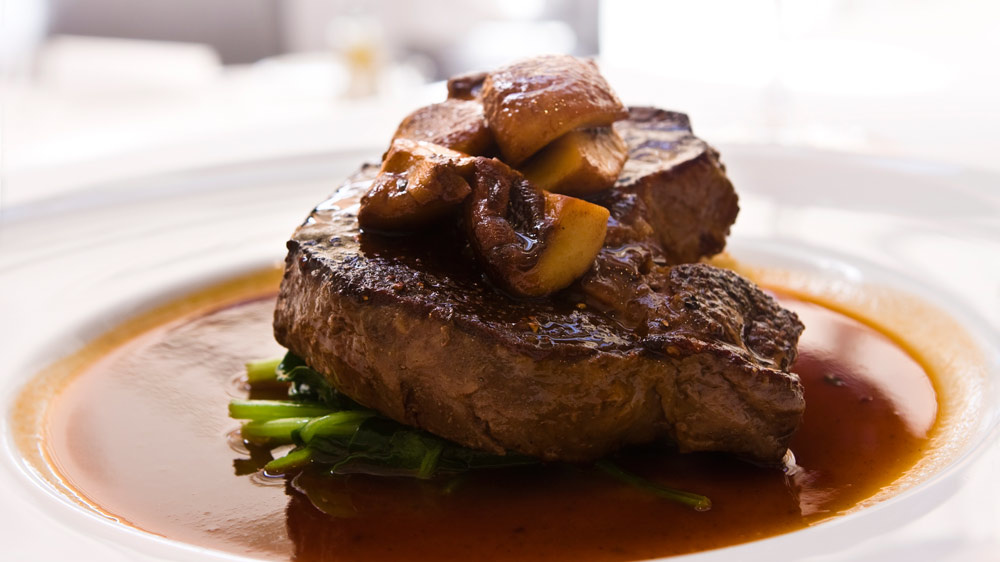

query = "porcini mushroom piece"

[
  {"left": 464, "top": 158, "right": 609, "bottom": 297},
  {"left": 482, "top": 55, "right": 627, "bottom": 165},
  {"left": 392, "top": 99, "right": 497, "bottom": 157},
  {"left": 446, "top": 70, "right": 487, "bottom": 100},
  {"left": 358, "top": 139, "right": 474, "bottom": 232},
  {"left": 520, "top": 127, "right": 628, "bottom": 196}
]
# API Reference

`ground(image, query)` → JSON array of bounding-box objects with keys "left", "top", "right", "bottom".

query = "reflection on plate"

[{"left": 1, "top": 146, "right": 998, "bottom": 561}]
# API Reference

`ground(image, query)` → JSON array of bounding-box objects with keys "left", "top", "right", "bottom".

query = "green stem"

[
  {"left": 595, "top": 459, "right": 712, "bottom": 511},
  {"left": 264, "top": 447, "right": 314, "bottom": 474},
  {"left": 298, "top": 411, "right": 376, "bottom": 444},
  {"left": 241, "top": 417, "right": 312, "bottom": 445},
  {"left": 245, "top": 357, "right": 282, "bottom": 386},
  {"left": 229, "top": 399, "right": 333, "bottom": 421},
  {"left": 417, "top": 441, "right": 445, "bottom": 479}
]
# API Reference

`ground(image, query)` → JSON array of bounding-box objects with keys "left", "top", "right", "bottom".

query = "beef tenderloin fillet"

[{"left": 275, "top": 151, "right": 804, "bottom": 462}]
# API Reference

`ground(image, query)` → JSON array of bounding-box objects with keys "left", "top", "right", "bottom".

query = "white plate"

[{"left": 1, "top": 146, "right": 998, "bottom": 561}]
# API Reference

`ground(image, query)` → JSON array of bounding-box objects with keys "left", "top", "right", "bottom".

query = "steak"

[{"left": 274, "top": 109, "right": 804, "bottom": 465}]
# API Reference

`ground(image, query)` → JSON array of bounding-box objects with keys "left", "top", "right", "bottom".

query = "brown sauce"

[{"left": 33, "top": 285, "right": 938, "bottom": 561}]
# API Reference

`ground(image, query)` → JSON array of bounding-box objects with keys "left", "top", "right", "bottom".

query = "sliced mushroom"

[
  {"left": 481, "top": 55, "right": 627, "bottom": 165},
  {"left": 392, "top": 99, "right": 496, "bottom": 157},
  {"left": 519, "top": 127, "right": 628, "bottom": 196},
  {"left": 464, "top": 158, "right": 609, "bottom": 297},
  {"left": 446, "top": 70, "right": 487, "bottom": 100},
  {"left": 358, "top": 139, "right": 474, "bottom": 232}
]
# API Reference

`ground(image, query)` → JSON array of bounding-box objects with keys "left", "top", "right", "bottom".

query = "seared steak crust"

[{"left": 274, "top": 110, "right": 804, "bottom": 464}]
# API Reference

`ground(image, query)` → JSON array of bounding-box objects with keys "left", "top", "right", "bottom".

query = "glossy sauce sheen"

[{"left": 46, "top": 295, "right": 936, "bottom": 561}]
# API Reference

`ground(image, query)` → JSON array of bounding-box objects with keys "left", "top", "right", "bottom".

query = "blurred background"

[{"left": 1, "top": 0, "right": 998, "bottom": 210}]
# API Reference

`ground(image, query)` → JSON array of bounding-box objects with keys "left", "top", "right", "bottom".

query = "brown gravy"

[{"left": 33, "top": 283, "right": 938, "bottom": 561}]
